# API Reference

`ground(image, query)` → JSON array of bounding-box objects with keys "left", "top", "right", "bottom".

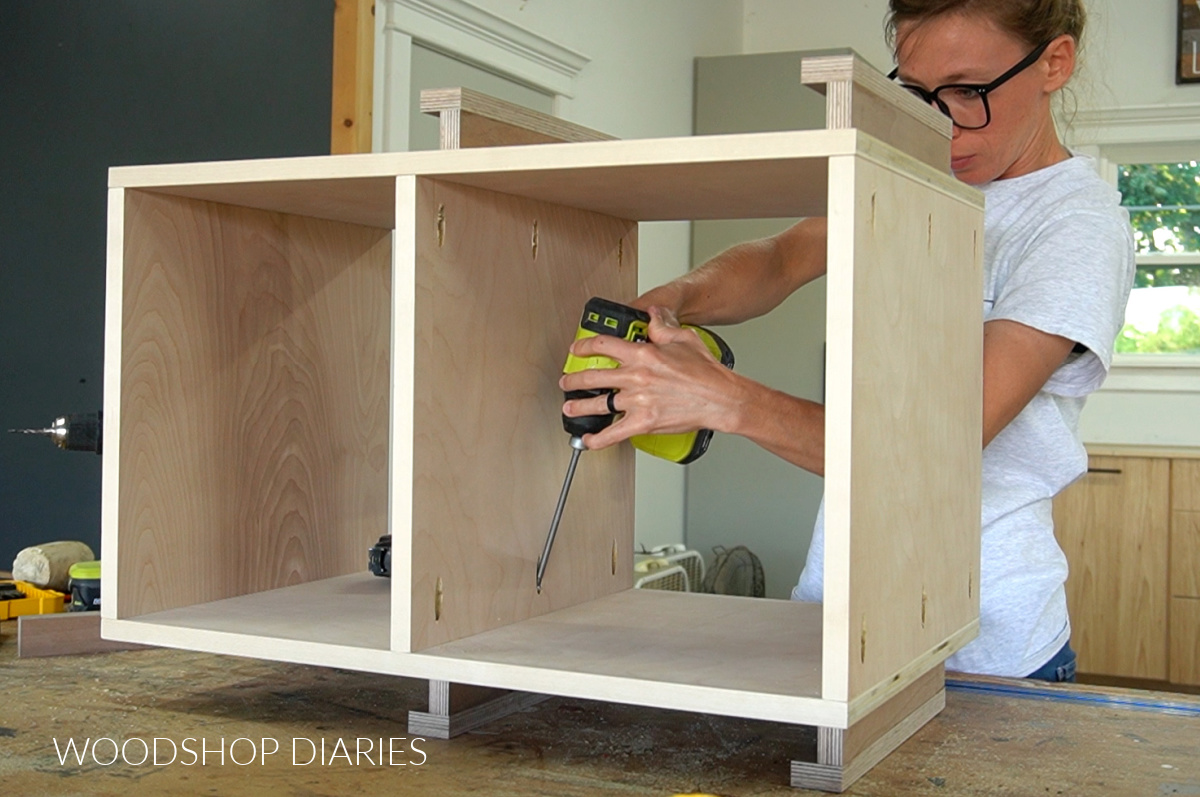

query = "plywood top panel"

[{"left": 109, "top": 129, "right": 861, "bottom": 226}]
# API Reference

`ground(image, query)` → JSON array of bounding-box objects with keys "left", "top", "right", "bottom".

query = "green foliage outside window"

[{"left": 1115, "top": 162, "right": 1200, "bottom": 354}]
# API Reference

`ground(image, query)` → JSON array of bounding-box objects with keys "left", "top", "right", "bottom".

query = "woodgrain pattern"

[
  {"left": 801, "top": 52, "right": 952, "bottom": 171},
  {"left": 823, "top": 154, "right": 983, "bottom": 707},
  {"left": 1053, "top": 456, "right": 1170, "bottom": 679},
  {"left": 1170, "top": 597, "right": 1200, "bottom": 686},
  {"left": 1174, "top": 459, "right": 1200, "bottom": 511},
  {"left": 422, "top": 589, "right": 832, "bottom": 722},
  {"left": 420, "top": 87, "right": 615, "bottom": 150},
  {"left": 1173, "top": 510, "right": 1200, "bottom": 598},
  {"left": 406, "top": 178, "right": 636, "bottom": 651},
  {"left": 104, "top": 583, "right": 839, "bottom": 726},
  {"left": 117, "top": 190, "right": 391, "bottom": 617}
]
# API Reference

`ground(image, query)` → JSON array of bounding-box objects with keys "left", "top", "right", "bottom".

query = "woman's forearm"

[{"left": 638, "top": 217, "right": 828, "bottom": 326}]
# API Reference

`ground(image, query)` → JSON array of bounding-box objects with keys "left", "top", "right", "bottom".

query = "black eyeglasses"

[{"left": 887, "top": 39, "right": 1052, "bottom": 130}]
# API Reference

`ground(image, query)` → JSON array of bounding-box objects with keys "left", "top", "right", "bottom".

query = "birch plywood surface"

[
  {"left": 406, "top": 179, "right": 637, "bottom": 651},
  {"left": 424, "top": 590, "right": 825, "bottom": 710},
  {"left": 117, "top": 190, "right": 391, "bottom": 617},
  {"left": 823, "top": 155, "right": 983, "bottom": 709},
  {"left": 109, "top": 129, "right": 852, "bottom": 224}
]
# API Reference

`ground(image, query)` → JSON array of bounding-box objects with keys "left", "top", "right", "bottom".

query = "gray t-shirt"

[{"left": 792, "top": 155, "right": 1136, "bottom": 677}]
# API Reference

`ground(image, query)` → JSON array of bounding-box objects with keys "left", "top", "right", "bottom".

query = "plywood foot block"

[
  {"left": 791, "top": 666, "right": 945, "bottom": 792},
  {"left": 407, "top": 680, "right": 548, "bottom": 739}
]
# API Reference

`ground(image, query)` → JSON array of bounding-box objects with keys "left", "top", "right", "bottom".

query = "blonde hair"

[{"left": 885, "top": 0, "right": 1086, "bottom": 51}]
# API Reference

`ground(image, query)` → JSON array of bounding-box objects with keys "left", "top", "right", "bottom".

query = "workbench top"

[{"left": 2, "top": 620, "right": 1197, "bottom": 796}]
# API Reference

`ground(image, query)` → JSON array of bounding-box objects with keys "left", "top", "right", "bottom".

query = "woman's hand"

[{"left": 559, "top": 306, "right": 744, "bottom": 451}]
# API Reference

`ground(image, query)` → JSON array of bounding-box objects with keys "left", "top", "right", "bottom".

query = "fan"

[
  {"left": 633, "top": 563, "right": 690, "bottom": 592},
  {"left": 701, "top": 545, "right": 765, "bottom": 597}
]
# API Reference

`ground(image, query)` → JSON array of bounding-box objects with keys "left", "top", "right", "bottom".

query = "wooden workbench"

[{"left": 2, "top": 620, "right": 1197, "bottom": 796}]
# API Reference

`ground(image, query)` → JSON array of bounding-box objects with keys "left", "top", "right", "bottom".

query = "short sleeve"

[{"left": 987, "top": 208, "right": 1135, "bottom": 398}]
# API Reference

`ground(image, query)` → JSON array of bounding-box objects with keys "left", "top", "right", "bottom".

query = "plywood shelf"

[
  {"left": 111, "top": 582, "right": 838, "bottom": 727},
  {"left": 121, "top": 573, "right": 391, "bottom": 651}
]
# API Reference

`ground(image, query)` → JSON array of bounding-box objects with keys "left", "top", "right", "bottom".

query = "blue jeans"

[{"left": 1024, "top": 641, "right": 1077, "bottom": 682}]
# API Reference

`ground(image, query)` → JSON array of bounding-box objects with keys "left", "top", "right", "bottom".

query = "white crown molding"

[
  {"left": 1065, "top": 102, "right": 1200, "bottom": 147},
  {"left": 384, "top": 0, "right": 590, "bottom": 98}
]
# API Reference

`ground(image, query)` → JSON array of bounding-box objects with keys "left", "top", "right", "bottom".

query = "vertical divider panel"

[
  {"left": 407, "top": 178, "right": 637, "bottom": 652},
  {"left": 392, "top": 175, "right": 418, "bottom": 652}
]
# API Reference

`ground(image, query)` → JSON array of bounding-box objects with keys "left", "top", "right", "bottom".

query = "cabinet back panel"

[{"left": 117, "top": 190, "right": 391, "bottom": 616}]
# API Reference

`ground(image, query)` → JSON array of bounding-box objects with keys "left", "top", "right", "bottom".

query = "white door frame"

[{"left": 373, "top": 0, "right": 591, "bottom": 151}]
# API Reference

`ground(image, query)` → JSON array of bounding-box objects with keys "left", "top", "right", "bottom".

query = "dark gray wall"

[{"left": 0, "top": 1, "right": 334, "bottom": 570}]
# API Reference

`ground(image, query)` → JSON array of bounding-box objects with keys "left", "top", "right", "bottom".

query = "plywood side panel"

[
  {"left": 118, "top": 190, "right": 391, "bottom": 616},
  {"left": 1053, "top": 457, "right": 1170, "bottom": 679},
  {"left": 408, "top": 179, "right": 636, "bottom": 651},
  {"left": 824, "top": 154, "right": 983, "bottom": 705}
]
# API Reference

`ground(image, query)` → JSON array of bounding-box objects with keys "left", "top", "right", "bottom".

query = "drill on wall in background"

[{"left": 9, "top": 411, "right": 103, "bottom": 454}]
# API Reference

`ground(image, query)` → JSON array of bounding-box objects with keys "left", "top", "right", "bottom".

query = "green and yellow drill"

[{"left": 536, "top": 297, "right": 734, "bottom": 591}]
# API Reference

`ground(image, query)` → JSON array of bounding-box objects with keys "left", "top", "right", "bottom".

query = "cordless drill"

[{"left": 535, "top": 297, "right": 734, "bottom": 591}]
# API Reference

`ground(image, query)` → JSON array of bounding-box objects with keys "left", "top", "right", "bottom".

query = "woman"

[{"left": 560, "top": 0, "right": 1135, "bottom": 681}]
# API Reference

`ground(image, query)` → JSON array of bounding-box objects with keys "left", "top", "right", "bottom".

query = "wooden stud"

[{"left": 331, "top": 0, "right": 375, "bottom": 154}]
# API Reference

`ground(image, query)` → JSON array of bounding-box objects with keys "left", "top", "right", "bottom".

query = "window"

[{"left": 1116, "top": 160, "right": 1200, "bottom": 354}]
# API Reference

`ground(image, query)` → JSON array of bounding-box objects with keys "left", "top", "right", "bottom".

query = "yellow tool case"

[{"left": 0, "top": 580, "right": 68, "bottom": 620}]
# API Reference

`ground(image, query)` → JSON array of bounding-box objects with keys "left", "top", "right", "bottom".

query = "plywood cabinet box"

[{"left": 102, "top": 55, "right": 984, "bottom": 791}]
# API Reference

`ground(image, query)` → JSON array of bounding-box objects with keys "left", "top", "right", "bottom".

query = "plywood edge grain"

[
  {"left": 854, "top": 132, "right": 982, "bottom": 208},
  {"left": 800, "top": 52, "right": 951, "bottom": 139},
  {"left": 108, "top": 129, "right": 858, "bottom": 189},
  {"left": 390, "top": 175, "right": 419, "bottom": 654},
  {"left": 101, "top": 187, "right": 124, "bottom": 621},
  {"left": 846, "top": 621, "right": 976, "bottom": 725},
  {"left": 98, "top": 616, "right": 848, "bottom": 727}
]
